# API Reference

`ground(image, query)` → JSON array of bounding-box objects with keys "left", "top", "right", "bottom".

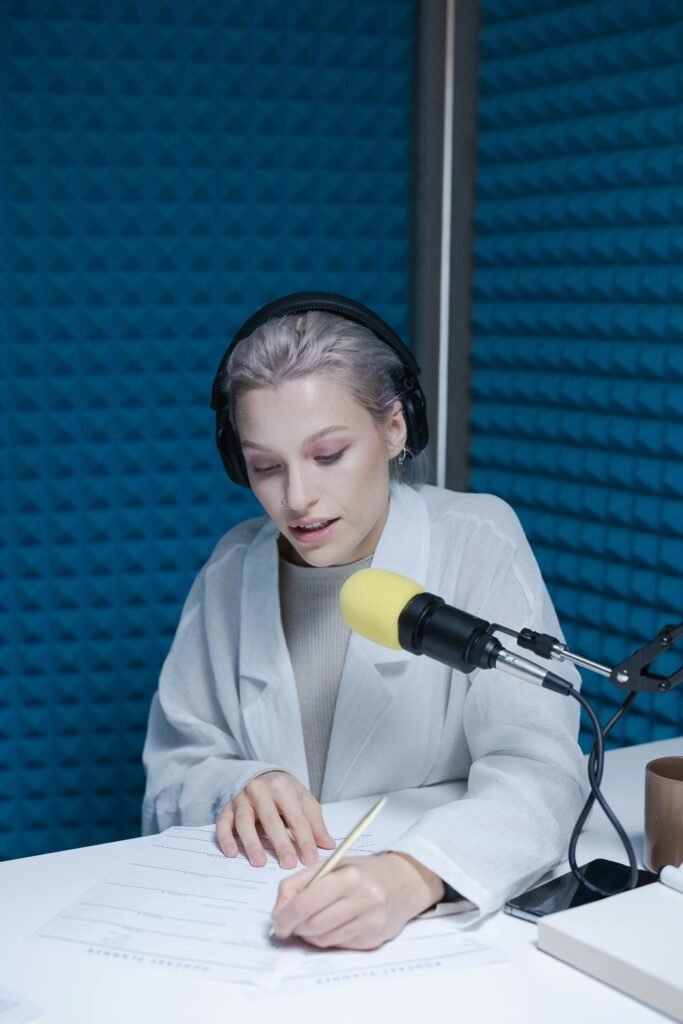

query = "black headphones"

[{"left": 210, "top": 291, "right": 429, "bottom": 488}]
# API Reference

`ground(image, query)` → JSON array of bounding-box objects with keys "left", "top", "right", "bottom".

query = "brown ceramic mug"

[{"left": 644, "top": 755, "right": 683, "bottom": 872}]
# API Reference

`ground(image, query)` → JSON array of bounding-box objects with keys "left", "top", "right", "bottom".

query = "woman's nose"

[{"left": 283, "top": 464, "right": 318, "bottom": 513}]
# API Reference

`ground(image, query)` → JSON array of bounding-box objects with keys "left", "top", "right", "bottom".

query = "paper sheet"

[
  {"left": 0, "top": 986, "right": 43, "bottom": 1024},
  {"left": 659, "top": 862, "right": 683, "bottom": 894},
  {"left": 34, "top": 821, "right": 504, "bottom": 992}
]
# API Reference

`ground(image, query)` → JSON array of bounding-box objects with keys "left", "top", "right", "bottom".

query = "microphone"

[
  {"left": 339, "top": 568, "right": 573, "bottom": 696},
  {"left": 340, "top": 570, "right": 647, "bottom": 899}
]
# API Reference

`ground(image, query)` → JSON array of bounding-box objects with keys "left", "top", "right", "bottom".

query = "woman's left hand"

[{"left": 270, "top": 852, "right": 445, "bottom": 950}]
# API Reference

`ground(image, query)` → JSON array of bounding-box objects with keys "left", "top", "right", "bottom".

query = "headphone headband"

[{"left": 211, "top": 291, "right": 428, "bottom": 487}]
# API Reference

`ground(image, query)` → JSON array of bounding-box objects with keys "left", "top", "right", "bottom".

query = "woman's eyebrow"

[
  {"left": 303, "top": 425, "right": 348, "bottom": 446},
  {"left": 241, "top": 426, "right": 348, "bottom": 451}
]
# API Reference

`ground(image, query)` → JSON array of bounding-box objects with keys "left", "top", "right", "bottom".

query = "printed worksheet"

[{"left": 34, "top": 820, "right": 505, "bottom": 992}]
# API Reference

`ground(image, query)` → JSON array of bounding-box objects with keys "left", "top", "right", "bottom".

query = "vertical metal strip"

[{"left": 436, "top": 0, "right": 455, "bottom": 488}]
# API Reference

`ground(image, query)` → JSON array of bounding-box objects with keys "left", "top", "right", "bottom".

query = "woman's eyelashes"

[
  {"left": 249, "top": 447, "right": 349, "bottom": 475},
  {"left": 314, "top": 446, "right": 348, "bottom": 465}
]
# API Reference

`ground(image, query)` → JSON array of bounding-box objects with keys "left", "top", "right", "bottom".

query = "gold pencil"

[{"left": 269, "top": 795, "right": 388, "bottom": 938}]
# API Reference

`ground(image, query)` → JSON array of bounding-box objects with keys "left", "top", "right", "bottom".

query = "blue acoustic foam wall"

[
  {"left": 472, "top": 1, "right": 683, "bottom": 750},
  {"left": 0, "top": 0, "right": 415, "bottom": 859}
]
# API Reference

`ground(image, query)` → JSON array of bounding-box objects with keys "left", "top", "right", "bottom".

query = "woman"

[{"left": 142, "top": 293, "right": 586, "bottom": 951}]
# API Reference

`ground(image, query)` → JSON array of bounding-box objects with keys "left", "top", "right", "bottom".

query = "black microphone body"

[{"left": 398, "top": 592, "right": 502, "bottom": 672}]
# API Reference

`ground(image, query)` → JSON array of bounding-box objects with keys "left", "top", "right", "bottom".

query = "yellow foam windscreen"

[{"left": 339, "top": 568, "right": 425, "bottom": 650}]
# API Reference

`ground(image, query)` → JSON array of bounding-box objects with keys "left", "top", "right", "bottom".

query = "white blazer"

[{"left": 142, "top": 483, "right": 587, "bottom": 919}]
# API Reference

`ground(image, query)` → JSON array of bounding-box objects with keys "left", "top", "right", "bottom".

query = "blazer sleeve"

[
  {"left": 141, "top": 561, "right": 286, "bottom": 835},
  {"left": 390, "top": 504, "right": 588, "bottom": 922}
]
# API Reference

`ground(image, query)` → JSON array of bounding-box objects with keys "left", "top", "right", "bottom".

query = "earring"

[{"left": 397, "top": 447, "right": 407, "bottom": 466}]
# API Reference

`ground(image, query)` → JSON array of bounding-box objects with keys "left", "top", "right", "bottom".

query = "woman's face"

[{"left": 236, "top": 375, "right": 406, "bottom": 567}]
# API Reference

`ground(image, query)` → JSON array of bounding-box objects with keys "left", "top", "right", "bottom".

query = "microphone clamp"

[{"left": 513, "top": 623, "right": 683, "bottom": 694}]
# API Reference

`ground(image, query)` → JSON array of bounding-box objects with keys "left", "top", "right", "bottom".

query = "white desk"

[{"left": 1, "top": 736, "right": 681, "bottom": 1024}]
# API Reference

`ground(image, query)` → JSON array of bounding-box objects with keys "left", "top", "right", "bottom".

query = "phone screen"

[{"left": 504, "top": 859, "right": 658, "bottom": 922}]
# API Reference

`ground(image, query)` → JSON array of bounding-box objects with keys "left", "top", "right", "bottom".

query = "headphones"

[{"left": 210, "top": 291, "right": 429, "bottom": 488}]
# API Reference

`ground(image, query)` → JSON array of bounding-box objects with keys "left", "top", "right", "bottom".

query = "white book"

[{"left": 537, "top": 865, "right": 683, "bottom": 1022}]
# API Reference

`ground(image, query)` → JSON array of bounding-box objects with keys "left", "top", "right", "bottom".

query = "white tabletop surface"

[{"left": 1, "top": 735, "right": 681, "bottom": 1024}]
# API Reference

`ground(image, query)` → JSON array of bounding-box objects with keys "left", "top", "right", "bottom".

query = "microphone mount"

[{"left": 489, "top": 621, "right": 683, "bottom": 694}]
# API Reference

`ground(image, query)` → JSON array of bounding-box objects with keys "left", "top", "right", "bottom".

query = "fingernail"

[{"left": 282, "top": 854, "right": 296, "bottom": 869}]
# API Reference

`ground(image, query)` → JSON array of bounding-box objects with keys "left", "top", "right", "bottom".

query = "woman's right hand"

[{"left": 215, "top": 771, "right": 336, "bottom": 869}]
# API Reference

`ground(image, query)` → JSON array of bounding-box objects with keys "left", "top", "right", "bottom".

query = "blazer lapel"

[
  {"left": 238, "top": 519, "right": 310, "bottom": 787},
  {"left": 321, "top": 483, "right": 431, "bottom": 801}
]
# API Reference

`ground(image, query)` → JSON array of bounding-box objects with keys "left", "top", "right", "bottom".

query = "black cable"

[
  {"left": 569, "top": 691, "right": 637, "bottom": 858},
  {"left": 566, "top": 689, "right": 639, "bottom": 896}
]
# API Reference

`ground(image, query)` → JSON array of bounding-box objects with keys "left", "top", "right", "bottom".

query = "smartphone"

[{"left": 504, "top": 858, "right": 659, "bottom": 922}]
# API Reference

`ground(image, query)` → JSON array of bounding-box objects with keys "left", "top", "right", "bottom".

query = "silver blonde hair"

[{"left": 224, "top": 310, "right": 430, "bottom": 485}]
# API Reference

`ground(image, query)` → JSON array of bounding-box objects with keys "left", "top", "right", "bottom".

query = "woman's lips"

[{"left": 289, "top": 518, "right": 340, "bottom": 543}]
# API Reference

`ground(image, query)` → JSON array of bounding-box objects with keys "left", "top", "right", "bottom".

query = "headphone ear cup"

[
  {"left": 400, "top": 388, "right": 429, "bottom": 457},
  {"left": 216, "top": 411, "right": 250, "bottom": 487}
]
